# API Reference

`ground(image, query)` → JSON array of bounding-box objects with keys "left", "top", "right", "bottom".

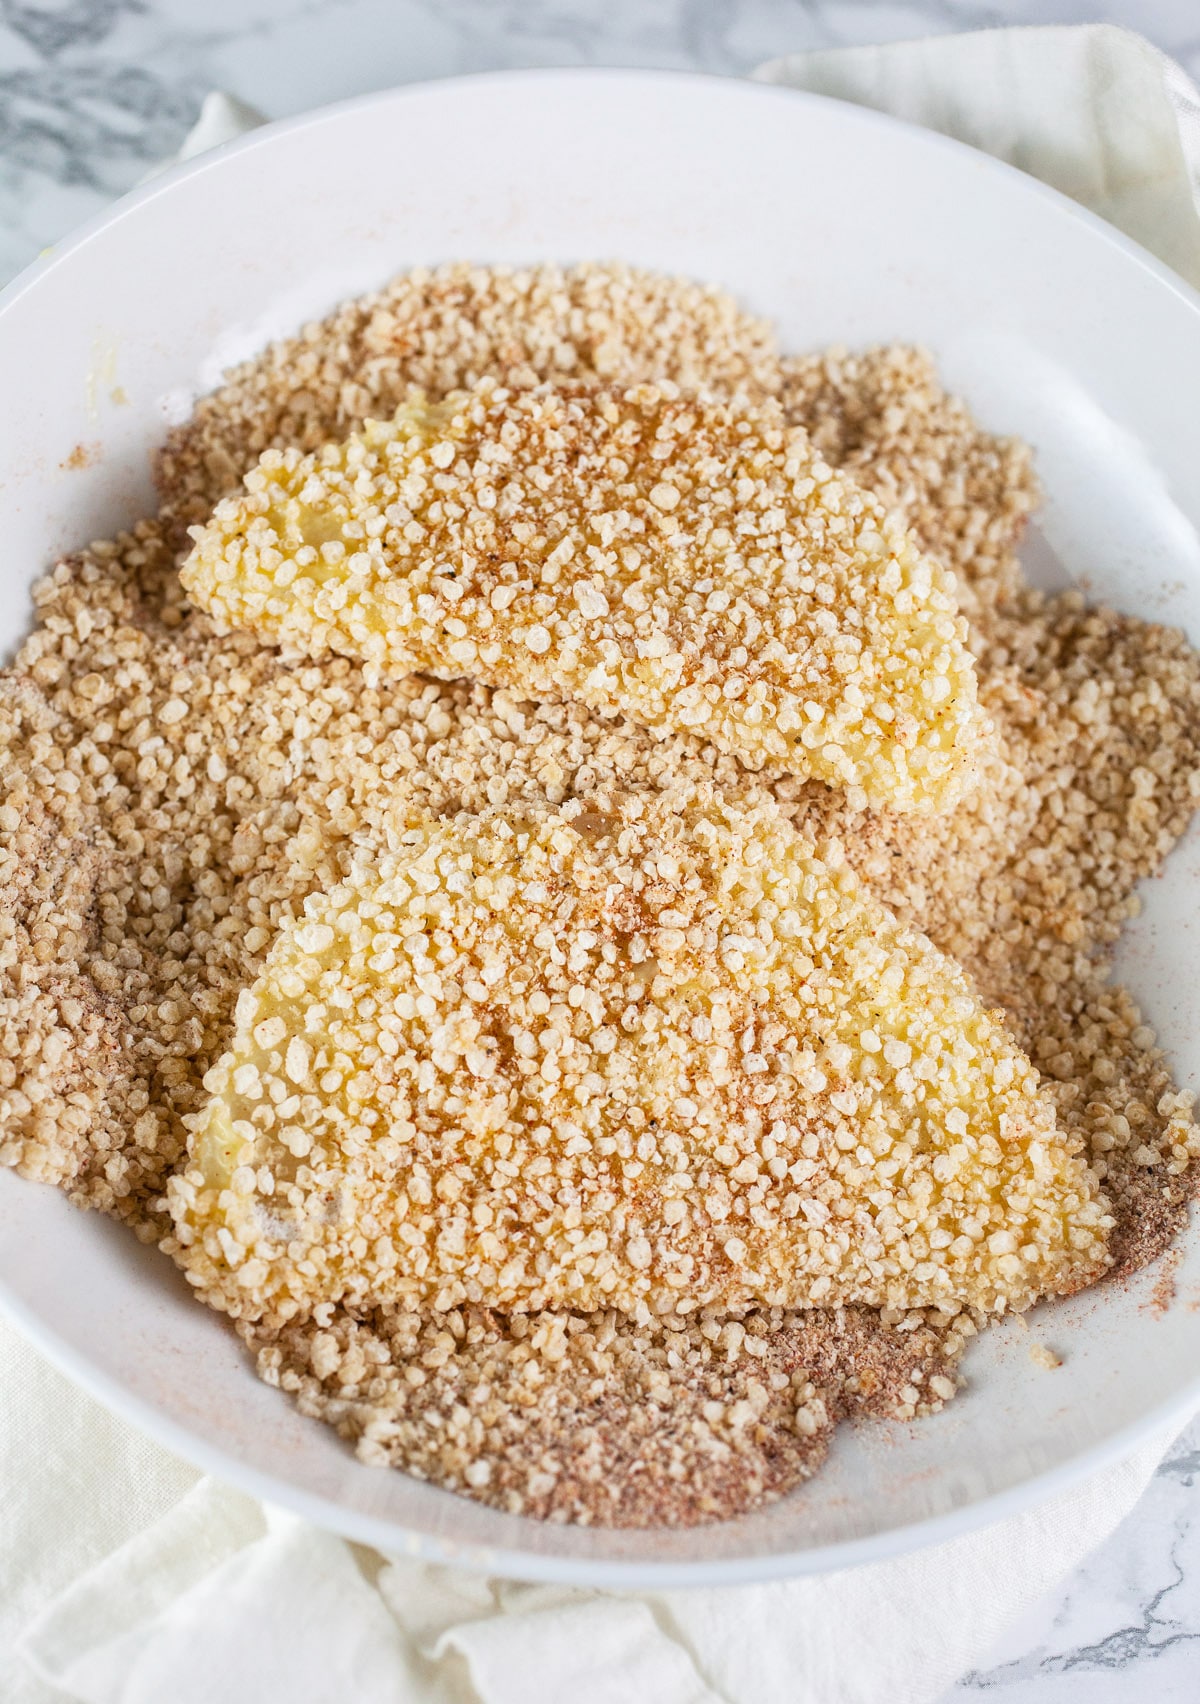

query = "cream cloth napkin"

[
  {"left": 755, "top": 23, "right": 1200, "bottom": 290},
  {"left": 6, "top": 25, "right": 1200, "bottom": 1704},
  {"left": 3, "top": 1317, "right": 1179, "bottom": 1704}
]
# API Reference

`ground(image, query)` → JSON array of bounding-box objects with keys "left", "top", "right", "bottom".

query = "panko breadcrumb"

[
  {"left": 246, "top": 1301, "right": 961, "bottom": 1525},
  {"left": 2, "top": 263, "right": 1199, "bottom": 1530},
  {"left": 169, "top": 786, "right": 1105, "bottom": 1325},
  {"left": 157, "top": 263, "right": 782, "bottom": 533},
  {"left": 182, "top": 381, "right": 985, "bottom": 812},
  {"left": 778, "top": 345, "right": 1038, "bottom": 627}
]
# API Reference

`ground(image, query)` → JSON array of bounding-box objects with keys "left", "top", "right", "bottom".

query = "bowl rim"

[
  {"left": 2, "top": 1272, "right": 1197, "bottom": 1589},
  {"left": 4, "top": 65, "right": 1200, "bottom": 327},
  {"left": 2, "top": 64, "right": 1199, "bottom": 1588}
]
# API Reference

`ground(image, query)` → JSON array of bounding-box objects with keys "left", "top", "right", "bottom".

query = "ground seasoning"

[{"left": 1, "top": 264, "right": 1196, "bottom": 1527}]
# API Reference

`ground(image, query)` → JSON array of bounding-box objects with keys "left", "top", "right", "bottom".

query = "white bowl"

[{"left": 2, "top": 68, "right": 1200, "bottom": 1588}]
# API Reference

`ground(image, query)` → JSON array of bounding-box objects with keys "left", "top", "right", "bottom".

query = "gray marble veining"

[
  {"left": 2, "top": 2, "right": 1199, "bottom": 1700},
  {"left": 3, "top": 0, "right": 1200, "bottom": 287},
  {"left": 947, "top": 1412, "right": 1200, "bottom": 1701}
]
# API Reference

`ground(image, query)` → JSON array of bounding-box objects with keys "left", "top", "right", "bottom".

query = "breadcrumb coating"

[
  {"left": 4, "top": 263, "right": 1199, "bottom": 1530},
  {"left": 158, "top": 262, "right": 783, "bottom": 532},
  {"left": 778, "top": 345, "right": 1038, "bottom": 626},
  {"left": 168, "top": 786, "right": 1107, "bottom": 1324},
  {"left": 181, "top": 380, "right": 986, "bottom": 813}
]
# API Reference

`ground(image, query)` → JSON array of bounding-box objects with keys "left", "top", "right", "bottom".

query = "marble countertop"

[
  {"left": 2, "top": 2, "right": 1199, "bottom": 1700},
  {"left": 4, "top": 0, "right": 1200, "bottom": 286},
  {"left": 949, "top": 1415, "right": 1200, "bottom": 1702}
]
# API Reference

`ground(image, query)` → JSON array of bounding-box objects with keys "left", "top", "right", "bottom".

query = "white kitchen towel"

[
  {"left": 6, "top": 23, "right": 1200, "bottom": 1704},
  {"left": 755, "top": 23, "right": 1200, "bottom": 290},
  {"left": 5, "top": 1310, "right": 1181, "bottom": 1704}
]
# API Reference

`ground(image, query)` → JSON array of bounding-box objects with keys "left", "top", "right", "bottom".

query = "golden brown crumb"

[
  {"left": 167, "top": 786, "right": 1106, "bottom": 1324},
  {"left": 779, "top": 345, "right": 1037, "bottom": 627},
  {"left": 1147, "top": 1248, "right": 1181, "bottom": 1317},
  {"left": 782, "top": 591, "right": 1200, "bottom": 1273},
  {"left": 182, "top": 381, "right": 986, "bottom": 813},
  {"left": 2, "top": 263, "right": 1198, "bottom": 1529},
  {"left": 244, "top": 1301, "right": 959, "bottom": 1527},
  {"left": 158, "top": 262, "right": 782, "bottom": 533}
]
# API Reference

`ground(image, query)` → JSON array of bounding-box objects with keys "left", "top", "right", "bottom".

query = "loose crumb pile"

[
  {"left": 257, "top": 1301, "right": 960, "bottom": 1527},
  {"left": 2, "top": 263, "right": 1198, "bottom": 1528}
]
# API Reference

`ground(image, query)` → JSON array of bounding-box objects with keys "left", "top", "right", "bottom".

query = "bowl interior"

[{"left": 1, "top": 69, "right": 1199, "bottom": 1587}]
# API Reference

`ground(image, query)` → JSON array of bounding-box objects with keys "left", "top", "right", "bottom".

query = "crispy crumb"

[
  {"left": 778, "top": 345, "right": 1037, "bottom": 628},
  {"left": 167, "top": 786, "right": 1106, "bottom": 1324},
  {"left": 1029, "top": 1341, "right": 1063, "bottom": 1370},
  {"left": 241, "top": 1300, "right": 959, "bottom": 1527},
  {"left": 157, "top": 262, "right": 782, "bottom": 534},
  {"left": 2, "top": 262, "right": 1199, "bottom": 1529},
  {"left": 182, "top": 381, "right": 985, "bottom": 812},
  {"left": 1147, "top": 1249, "right": 1182, "bottom": 1318},
  {"left": 60, "top": 442, "right": 99, "bottom": 472}
]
